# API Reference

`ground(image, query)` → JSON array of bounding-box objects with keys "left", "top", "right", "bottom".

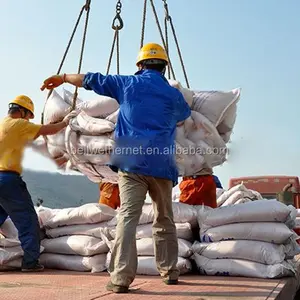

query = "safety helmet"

[
  {"left": 9, "top": 95, "right": 35, "bottom": 118},
  {"left": 136, "top": 43, "right": 169, "bottom": 66}
]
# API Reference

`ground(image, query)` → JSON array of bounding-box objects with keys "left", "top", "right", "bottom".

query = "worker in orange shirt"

[
  {"left": 179, "top": 167, "right": 217, "bottom": 208},
  {"left": 99, "top": 182, "right": 120, "bottom": 209}
]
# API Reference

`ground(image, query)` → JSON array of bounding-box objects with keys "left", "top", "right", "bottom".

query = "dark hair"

[
  {"left": 8, "top": 104, "right": 29, "bottom": 116},
  {"left": 8, "top": 107, "right": 21, "bottom": 115},
  {"left": 140, "top": 59, "right": 167, "bottom": 73}
]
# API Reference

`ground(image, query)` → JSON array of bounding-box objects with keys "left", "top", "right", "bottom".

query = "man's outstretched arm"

[
  {"left": 41, "top": 72, "right": 127, "bottom": 102},
  {"left": 40, "top": 74, "right": 85, "bottom": 90}
]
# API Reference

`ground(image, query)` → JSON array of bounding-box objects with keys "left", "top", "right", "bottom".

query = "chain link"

[
  {"left": 107, "top": 0, "right": 123, "bottom": 74},
  {"left": 116, "top": 0, "right": 122, "bottom": 14},
  {"left": 112, "top": 0, "right": 123, "bottom": 30}
]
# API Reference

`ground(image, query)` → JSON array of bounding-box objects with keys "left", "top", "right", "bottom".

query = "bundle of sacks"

[
  {"left": 216, "top": 182, "right": 263, "bottom": 207},
  {"left": 0, "top": 201, "right": 198, "bottom": 275},
  {"left": 192, "top": 198, "right": 300, "bottom": 278},
  {"left": 37, "top": 204, "right": 117, "bottom": 273},
  {"left": 30, "top": 81, "right": 241, "bottom": 183},
  {"left": 102, "top": 201, "right": 199, "bottom": 275},
  {"left": 0, "top": 204, "right": 117, "bottom": 273}
]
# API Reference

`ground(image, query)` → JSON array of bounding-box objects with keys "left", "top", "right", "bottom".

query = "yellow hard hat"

[
  {"left": 136, "top": 43, "right": 169, "bottom": 66},
  {"left": 9, "top": 95, "right": 34, "bottom": 118}
]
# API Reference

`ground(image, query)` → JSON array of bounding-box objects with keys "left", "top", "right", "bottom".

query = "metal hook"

[{"left": 112, "top": 14, "right": 124, "bottom": 30}]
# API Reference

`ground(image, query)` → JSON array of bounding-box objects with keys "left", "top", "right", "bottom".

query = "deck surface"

[{"left": 0, "top": 267, "right": 299, "bottom": 300}]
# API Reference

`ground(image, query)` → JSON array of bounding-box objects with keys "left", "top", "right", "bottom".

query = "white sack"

[
  {"left": 106, "top": 253, "right": 192, "bottom": 276},
  {"left": 187, "top": 111, "right": 227, "bottom": 168},
  {"left": 136, "top": 238, "right": 192, "bottom": 258},
  {"left": 36, "top": 206, "right": 61, "bottom": 228},
  {"left": 43, "top": 203, "right": 116, "bottom": 229},
  {"left": 41, "top": 235, "right": 108, "bottom": 256},
  {"left": 63, "top": 88, "right": 83, "bottom": 106},
  {"left": 39, "top": 253, "right": 107, "bottom": 273},
  {"left": 0, "top": 246, "right": 24, "bottom": 264},
  {"left": 192, "top": 88, "right": 240, "bottom": 128},
  {"left": 221, "top": 190, "right": 258, "bottom": 207},
  {"left": 45, "top": 222, "right": 110, "bottom": 239},
  {"left": 71, "top": 162, "right": 118, "bottom": 184},
  {"left": 192, "top": 253, "right": 295, "bottom": 279},
  {"left": 106, "top": 109, "right": 119, "bottom": 124},
  {"left": 216, "top": 183, "right": 247, "bottom": 206},
  {"left": 77, "top": 135, "right": 115, "bottom": 154},
  {"left": 75, "top": 96, "right": 119, "bottom": 118},
  {"left": 43, "top": 89, "right": 70, "bottom": 124},
  {"left": 192, "top": 240, "right": 299, "bottom": 265},
  {"left": 28, "top": 137, "right": 51, "bottom": 159},
  {"left": 232, "top": 198, "right": 252, "bottom": 205},
  {"left": 108, "top": 202, "right": 198, "bottom": 227},
  {"left": 168, "top": 80, "right": 194, "bottom": 107},
  {"left": 216, "top": 188, "right": 225, "bottom": 199},
  {"left": 47, "top": 142, "right": 65, "bottom": 158},
  {"left": 76, "top": 111, "right": 115, "bottom": 134},
  {"left": 0, "top": 218, "right": 18, "bottom": 239},
  {"left": 46, "top": 129, "right": 66, "bottom": 149},
  {"left": 198, "top": 199, "right": 296, "bottom": 231},
  {"left": 0, "top": 238, "right": 20, "bottom": 247},
  {"left": 109, "top": 222, "right": 193, "bottom": 241},
  {"left": 200, "top": 222, "right": 297, "bottom": 244}
]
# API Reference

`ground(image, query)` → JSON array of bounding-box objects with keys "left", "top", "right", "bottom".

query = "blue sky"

[{"left": 0, "top": 0, "right": 299, "bottom": 189}]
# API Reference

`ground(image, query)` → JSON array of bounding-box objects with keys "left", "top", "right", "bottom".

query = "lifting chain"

[
  {"left": 41, "top": 0, "right": 91, "bottom": 123},
  {"left": 162, "top": 0, "right": 190, "bottom": 88},
  {"left": 106, "top": 0, "right": 123, "bottom": 75}
]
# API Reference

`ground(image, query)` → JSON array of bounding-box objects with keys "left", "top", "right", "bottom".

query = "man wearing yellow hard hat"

[
  {"left": 0, "top": 95, "right": 77, "bottom": 272},
  {"left": 41, "top": 43, "right": 191, "bottom": 292}
]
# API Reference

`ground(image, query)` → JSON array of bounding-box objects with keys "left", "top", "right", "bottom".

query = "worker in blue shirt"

[{"left": 41, "top": 43, "right": 191, "bottom": 293}]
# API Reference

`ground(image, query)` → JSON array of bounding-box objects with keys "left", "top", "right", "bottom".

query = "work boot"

[
  {"left": 106, "top": 281, "right": 129, "bottom": 293},
  {"left": 21, "top": 263, "right": 44, "bottom": 272},
  {"left": 163, "top": 279, "right": 178, "bottom": 285}
]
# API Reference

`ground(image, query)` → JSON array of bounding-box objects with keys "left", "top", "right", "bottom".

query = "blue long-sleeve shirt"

[{"left": 82, "top": 69, "right": 191, "bottom": 185}]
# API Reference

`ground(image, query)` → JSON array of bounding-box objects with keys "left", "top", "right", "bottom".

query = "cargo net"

[{"left": 30, "top": 82, "right": 241, "bottom": 183}]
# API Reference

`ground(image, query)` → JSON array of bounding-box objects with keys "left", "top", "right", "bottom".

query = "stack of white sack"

[
  {"left": 36, "top": 203, "right": 117, "bottom": 273},
  {"left": 103, "top": 202, "right": 198, "bottom": 275},
  {"left": 30, "top": 81, "right": 241, "bottom": 183},
  {"left": 192, "top": 199, "right": 300, "bottom": 279},
  {"left": 0, "top": 207, "right": 51, "bottom": 270},
  {"left": 216, "top": 182, "right": 263, "bottom": 207}
]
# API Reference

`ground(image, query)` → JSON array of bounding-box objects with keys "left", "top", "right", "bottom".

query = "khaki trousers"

[{"left": 108, "top": 170, "right": 179, "bottom": 287}]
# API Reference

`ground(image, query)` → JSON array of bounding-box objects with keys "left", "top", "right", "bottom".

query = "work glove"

[
  {"left": 40, "top": 74, "right": 65, "bottom": 91},
  {"left": 63, "top": 110, "right": 78, "bottom": 125}
]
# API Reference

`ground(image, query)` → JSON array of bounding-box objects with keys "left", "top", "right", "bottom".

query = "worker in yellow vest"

[
  {"left": 99, "top": 182, "right": 120, "bottom": 209},
  {"left": 0, "top": 95, "right": 77, "bottom": 272}
]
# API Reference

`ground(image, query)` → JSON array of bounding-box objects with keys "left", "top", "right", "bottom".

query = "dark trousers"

[{"left": 0, "top": 171, "right": 40, "bottom": 268}]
